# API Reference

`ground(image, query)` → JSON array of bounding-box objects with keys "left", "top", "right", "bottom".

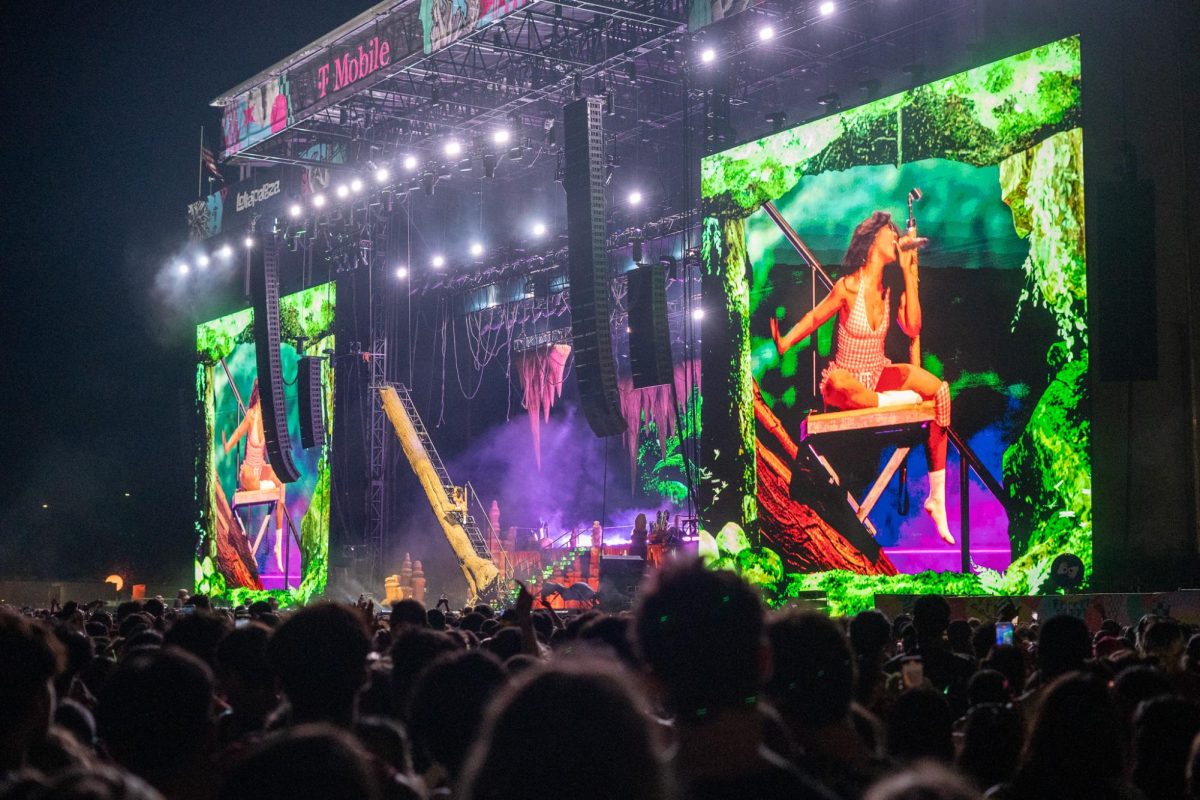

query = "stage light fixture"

[
  {"left": 404, "top": 155, "right": 419, "bottom": 171},
  {"left": 313, "top": 193, "right": 327, "bottom": 208},
  {"left": 376, "top": 166, "right": 391, "bottom": 183},
  {"left": 432, "top": 254, "right": 446, "bottom": 268},
  {"left": 700, "top": 47, "right": 716, "bottom": 64},
  {"left": 178, "top": 262, "right": 190, "bottom": 275},
  {"left": 350, "top": 178, "right": 364, "bottom": 193},
  {"left": 289, "top": 203, "right": 303, "bottom": 218},
  {"left": 243, "top": 236, "right": 255, "bottom": 248},
  {"left": 758, "top": 25, "right": 775, "bottom": 41},
  {"left": 692, "top": 307, "right": 705, "bottom": 321},
  {"left": 444, "top": 139, "right": 462, "bottom": 157},
  {"left": 196, "top": 254, "right": 210, "bottom": 269},
  {"left": 396, "top": 266, "right": 409, "bottom": 279},
  {"left": 628, "top": 190, "right": 643, "bottom": 206},
  {"left": 470, "top": 241, "right": 484, "bottom": 257},
  {"left": 819, "top": 1, "right": 835, "bottom": 15},
  {"left": 532, "top": 221, "right": 547, "bottom": 237},
  {"left": 336, "top": 184, "right": 350, "bottom": 199},
  {"left": 218, "top": 244, "right": 233, "bottom": 259},
  {"left": 492, "top": 128, "right": 511, "bottom": 145}
]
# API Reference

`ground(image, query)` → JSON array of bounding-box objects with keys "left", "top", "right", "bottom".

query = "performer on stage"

[
  {"left": 223, "top": 379, "right": 288, "bottom": 570},
  {"left": 770, "top": 211, "right": 954, "bottom": 544},
  {"left": 629, "top": 513, "right": 649, "bottom": 559}
]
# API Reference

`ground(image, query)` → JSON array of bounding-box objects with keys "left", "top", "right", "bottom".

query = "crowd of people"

[{"left": 5, "top": 560, "right": 1200, "bottom": 800}]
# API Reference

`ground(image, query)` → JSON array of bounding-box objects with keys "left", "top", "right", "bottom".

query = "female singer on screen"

[
  {"left": 223, "top": 379, "right": 288, "bottom": 570},
  {"left": 770, "top": 211, "right": 954, "bottom": 544}
]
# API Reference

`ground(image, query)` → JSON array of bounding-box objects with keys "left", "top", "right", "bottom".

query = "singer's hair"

[{"left": 842, "top": 211, "right": 899, "bottom": 272}]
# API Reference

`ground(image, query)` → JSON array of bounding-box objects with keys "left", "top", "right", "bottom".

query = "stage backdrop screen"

[
  {"left": 194, "top": 282, "right": 335, "bottom": 605},
  {"left": 699, "top": 36, "right": 1087, "bottom": 611}
]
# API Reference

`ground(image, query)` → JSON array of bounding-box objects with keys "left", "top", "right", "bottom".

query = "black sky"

[{"left": 1, "top": 3, "right": 367, "bottom": 582}]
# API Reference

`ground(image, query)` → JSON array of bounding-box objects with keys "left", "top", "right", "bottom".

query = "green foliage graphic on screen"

[
  {"left": 193, "top": 282, "right": 336, "bottom": 606},
  {"left": 698, "top": 36, "right": 1087, "bottom": 613}
]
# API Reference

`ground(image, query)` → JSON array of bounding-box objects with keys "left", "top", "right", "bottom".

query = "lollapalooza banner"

[{"left": 187, "top": 166, "right": 294, "bottom": 241}]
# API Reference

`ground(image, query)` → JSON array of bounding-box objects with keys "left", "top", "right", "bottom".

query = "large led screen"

[
  {"left": 699, "top": 36, "right": 1087, "bottom": 610},
  {"left": 194, "top": 282, "right": 335, "bottom": 605}
]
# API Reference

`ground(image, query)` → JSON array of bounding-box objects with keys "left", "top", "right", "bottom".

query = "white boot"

[
  {"left": 924, "top": 469, "right": 955, "bottom": 545},
  {"left": 274, "top": 528, "right": 286, "bottom": 572}
]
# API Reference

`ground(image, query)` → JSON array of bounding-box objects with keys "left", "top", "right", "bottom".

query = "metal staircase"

[{"left": 392, "top": 384, "right": 495, "bottom": 563}]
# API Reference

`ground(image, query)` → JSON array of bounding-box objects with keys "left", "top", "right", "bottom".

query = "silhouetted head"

[
  {"left": 408, "top": 649, "right": 507, "bottom": 780},
  {"left": 459, "top": 661, "right": 667, "bottom": 800},
  {"left": 887, "top": 688, "right": 954, "bottom": 763},
  {"left": 268, "top": 603, "right": 370, "bottom": 724},
  {"left": 633, "top": 559, "right": 765, "bottom": 719},
  {"left": 765, "top": 611, "right": 854, "bottom": 728},
  {"left": 218, "top": 724, "right": 381, "bottom": 800},
  {"left": 1036, "top": 615, "right": 1091, "bottom": 679}
]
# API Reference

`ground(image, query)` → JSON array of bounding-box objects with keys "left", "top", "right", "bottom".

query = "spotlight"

[
  {"left": 375, "top": 166, "right": 390, "bottom": 183},
  {"left": 444, "top": 140, "right": 462, "bottom": 157},
  {"left": 404, "top": 155, "right": 419, "bottom": 171},
  {"left": 289, "top": 203, "right": 303, "bottom": 218},
  {"left": 492, "top": 128, "right": 511, "bottom": 145},
  {"left": 336, "top": 184, "right": 349, "bottom": 199},
  {"left": 628, "top": 190, "right": 643, "bottom": 206},
  {"left": 177, "top": 262, "right": 190, "bottom": 275},
  {"left": 218, "top": 244, "right": 233, "bottom": 259},
  {"left": 243, "top": 236, "right": 255, "bottom": 248},
  {"left": 758, "top": 25, "right": 775, "bottom": 41},
  {"left": 819, "top": 0, "right": 835, "bottom": 15},
  {"left": 196, "top": 254, "right": 210, "bottom": 269},
  {"left": 470, "top": 241, "right": 484, "bottom": 257},
  {"left": 350, "top": 178, "right": 364, "bottom": 193},
  {"left": 692, "top": 307, "right": 705, "bottom": 321},
  {"left": 312, "top": 193, "right": 327, "bottom": 208},
  {"left": 431, "top": 254, "right": 446, "bottom": 268},
  {"left": 531, "top": 221, "right": 547, "bottom": 237},
  {"left": 395, "top": 266, "right": 409, "bottom": 280},
  {"left": 700, "top": 47, "right": 716, "bottom": 64}
]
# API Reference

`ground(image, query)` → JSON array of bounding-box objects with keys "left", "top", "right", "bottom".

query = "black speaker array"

[
  {"left": 627, "top": 263, "right": 673, "bottom": 389},
  {"left": 249, "top": 234, "right": 301, "bottom": 483},
  {"left": 563, "top": 96, "right": 626, "bottom": 437},
  {"left": 297, "top": 356, "right": 325, "bottom": 450},
  {"left": 1094, "top": 178, "right": 1157, "bottom": 381}
]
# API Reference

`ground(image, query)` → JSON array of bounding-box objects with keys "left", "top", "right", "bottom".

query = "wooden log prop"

[
  {"left": 213, "top": 477, "right": 263, "bottom": 590},
  {"left": 752, "top": 380, "right": 898, "bottom": 575}
]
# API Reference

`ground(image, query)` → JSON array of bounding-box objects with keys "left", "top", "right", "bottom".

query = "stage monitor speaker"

[
  {"left": 598, "top": 555, "right": 646, "bottom": 612},
  {"left": 1094, "top": 178, "right": 1157, "bottom": 381},
  {"left": 249, "top": 234, "right": 301, "bottom": 483},
  {"left": 628, "top": 263, "right": 673, "bottom": 388},
  {"left": 298, "top": 356, "right": 325, "bottom": 449},
  {"left": 563, "top": 96, "right": 626, "bottom": 437}
]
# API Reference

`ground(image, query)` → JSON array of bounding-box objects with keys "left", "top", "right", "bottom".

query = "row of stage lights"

[
  {"left": 174, "top": 125, "right": 651, "bottom": 278},
  {"left": 697, "top": 1, "right": 837, "bottom": 64}
]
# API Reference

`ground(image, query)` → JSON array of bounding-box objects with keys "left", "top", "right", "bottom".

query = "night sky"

[{"left": 1, "top": 3, "right": 367, "bottom": 584}]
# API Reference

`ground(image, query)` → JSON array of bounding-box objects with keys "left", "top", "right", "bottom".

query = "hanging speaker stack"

[
  {"left": 627, "top": 263, "right": 673, "bottom": 389},
  {"left": 249, "top": 234, "right": 301, "bottom": 483},
  {"left": 297, "top": 356, "right": 325, "bottom": 449},
  {"left": 563, "top": 96, "right": 626, "bottom": 437}
]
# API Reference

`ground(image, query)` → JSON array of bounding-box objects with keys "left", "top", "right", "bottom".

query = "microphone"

[
  {"left": 898, "top": 237, "right": 930, "bottom": 252},
  {"left": 906, "top": 187, "right": 922, "bottom": 231}
]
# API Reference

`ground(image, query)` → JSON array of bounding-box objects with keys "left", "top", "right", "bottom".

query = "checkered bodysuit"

[{"left": 819, "top": 277, "right": 950, "bottom": 427}]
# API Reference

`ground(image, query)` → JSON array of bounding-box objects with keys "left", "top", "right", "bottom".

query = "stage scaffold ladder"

[{"left": 380, "top": 383, "right": 506, "bottom": 603}]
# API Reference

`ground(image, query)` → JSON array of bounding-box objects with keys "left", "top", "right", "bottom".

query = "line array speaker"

[
  {"left": 249, "top": 234, "right": 301, "bottom": 483},
  {"left": 563, "top": 96, "right": 626, "bottom": 437},
  {"left": 1094, "top": 177, "right": 1157, "bottom": 381},
  {"left": 627, "top": 263, "right": 673, "bottom": 388},
  {"left": 297, "top": 356, "right": 325, "bottom": 449}
]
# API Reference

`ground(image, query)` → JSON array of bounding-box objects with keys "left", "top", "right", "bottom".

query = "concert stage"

[{"left": 165, "top": 1, "right": 1197, "bottom": 612}]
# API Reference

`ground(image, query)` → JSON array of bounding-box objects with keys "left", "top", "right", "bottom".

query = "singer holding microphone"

[{"left": 770, "top": 209, "right": 955, "bottom": 544}]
